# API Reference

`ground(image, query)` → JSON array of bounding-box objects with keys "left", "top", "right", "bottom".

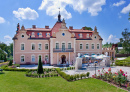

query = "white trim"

[
  {"left": 21, "top": 33, "right": 24, "bottom": 38},
  {"left": 97, "top": 43, "right": 100, "bottom": 49},
  {"left": 31, "top": 43, "right": 35, "bottom": 51},
  {"left": 91, "top": 43, "right": 95, "bottom": 49},
  {"left": 38, "top": 43, "right": 42, "bottom": 50},
  {"left": 20, "top": 55, "right": 25, "bottom": 62},
  {"left": 79, "top": 43, "right": 83, "bottom": 50},
  {"left": 86, "top": 43, "right": 89, "bottom": 49},
  {"left": 68, "top": 42, "right": 72, "bottom": 49},
  {"left": 55, "top": 42, "right": 59, "bottom": 49},
  {"left": 61, "top": 42, "right": 66, "bottom": 49},
  {"left": 31, "top": 54, "right": 35, "bottom": 62},
  {"left": 20, "top": 43, "right": 25, "bottom": 51},
  {"left": 76, "top": 51, "right": 102, "bottom": 52}
]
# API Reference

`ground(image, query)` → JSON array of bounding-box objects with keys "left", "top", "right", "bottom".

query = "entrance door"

[{"left": 61, "top": 55, "right": 66, "bottom": 64}]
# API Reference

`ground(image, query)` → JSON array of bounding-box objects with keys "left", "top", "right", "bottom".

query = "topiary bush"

[
  {"left": 8, "top": 60, "right": 13, "bottom": 66},
  {"left": 37, "top": 56, "right": 43, "bottom": 74},
  {"left": 86, "top": 72, "right": 90, "bottom": 78}
]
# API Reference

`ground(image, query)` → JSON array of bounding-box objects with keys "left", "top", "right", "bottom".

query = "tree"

[
  {"left": 85, "top": 26, "right": 93, "bottom": 31},
  {"left": 128, "top": 12, "right": 130, "bottom": 20},
  {"left": 120, "top": 28, "right": 130, "bottom": 54},
  {"left": 37, "top": 56, "right": 43, "bottom": 74}
]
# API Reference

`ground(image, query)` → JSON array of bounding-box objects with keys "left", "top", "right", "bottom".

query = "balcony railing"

[{"left": 53, "top": 48, "right": 74, "bottom": 52}]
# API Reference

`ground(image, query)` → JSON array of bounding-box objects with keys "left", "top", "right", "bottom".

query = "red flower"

[
  {"left": 103, "top": 68, "right": 104, "bottom": 69},
  {"left": 106, "top": 72, "right": 108, "bottom": 74},
  {"left": 98, "top": 70, "right": 100, "bottom": 72},
  {"left": 123, "top": 73, "right": 125, "bottom": 76},
  {"left": 126, "top": 75, "right": 127, "bottom": 77},
  {"left": 126, "top": 72, "right": 127, "bottom": 74},
  {"left": 108, "top": 68, "right": 111, "bottom": 71},
  {"left": 120, "top": 69, "right": 122, "bottom": 71}
]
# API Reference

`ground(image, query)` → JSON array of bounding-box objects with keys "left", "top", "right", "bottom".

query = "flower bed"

[
  {"left": 26, "top": 68, "right": 59, "bottom": 78},
  {"left": 56, "top": 68, "right": 90, "bottom": 81},
  {"left": 92, "top": 67, "right": 130, "bottom": 91}
]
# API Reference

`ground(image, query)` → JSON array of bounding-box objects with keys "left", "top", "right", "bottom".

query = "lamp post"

[{"left": 94, "top": 61, "right": 97, "bottom": 75}]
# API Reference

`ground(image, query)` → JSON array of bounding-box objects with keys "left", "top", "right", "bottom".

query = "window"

[
  {"left": 45, "top": 44, "right": 48, "bottom": 50},
  {"left": 38, "top": 44, "right": 42, "bottom": 50},
  {"left": 92, "top": 44, "right": 94, "bottom": 49},
  {"left": 86, "top": 44, "right": 89, "bottom": 49},
  {"left": 68, "top": 43, "right": 71, "bottom": 49},
  {"left": 87, "top": 34, "right": 89, "bottom": 38},
  {"left": 62, "top": 33, "right": 65, "bottom": 36},
  {"left": 21, "top": 44, "right": 24, "bottom": 50},
  {"left": 21, "top": 56, "right": 25, "bottom": 62},
  {"left": 97, "top": 44, "right": 100, "bottom": 49},
  {"left": 79, "top": 33, "right": 83, "bottom": 38},
  {"left": 56, "top": 43, "right": 59, "bottom": 49},
  {"left": 21, "top": 35, "right": 24, "bottom": 38},
  {"left": 31, "top": 32, "right": 35, "bottom": 37},
  {"left": 31, "top": 55, "right": 35, "bottom": 62},
  {"left": 45, "top": 55, "right": 49, "bottom": 63},
  {"left": 80, "top": 44, "right": 83, "bottom": 49},
  {"left": 95, "top": 36, "right": 97, "bottom": 39},
  {"left": 39, "top": 32, "right": 42, "bottom": 37},
  {"left": 32, "top": 44, "right": 35, "bottom": 50}
]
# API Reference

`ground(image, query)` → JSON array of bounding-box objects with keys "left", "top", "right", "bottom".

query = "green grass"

[
  {"left": 115, "top": 56, "right": 130, "bottom": 66},
  {"left": 0, "top": 71, "right": 126, "bottom": 92},
  {"left": 124, "top": 56, "right": 130, "bottom": 61}
]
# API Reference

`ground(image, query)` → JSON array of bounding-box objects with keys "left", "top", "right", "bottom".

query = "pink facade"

[{"left": 13, "top": 15, "right": 103, "bottom": 65}]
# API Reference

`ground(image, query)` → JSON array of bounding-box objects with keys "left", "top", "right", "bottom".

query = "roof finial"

[{"left": 57, "top": 7, "right": 62, "bottom": 22}]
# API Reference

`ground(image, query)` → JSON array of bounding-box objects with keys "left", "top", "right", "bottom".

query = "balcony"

[{"left": 53, "top": 48, "right": 74, "bottom": 52}]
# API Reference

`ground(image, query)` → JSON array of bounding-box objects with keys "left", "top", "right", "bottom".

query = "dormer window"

[
  {"left": 79, "top": 33, "right": 83, "bottom": 38},
  {"left": 86, "top": 34, "right": 89, "bottom": 38},
  {"left": 39, "top": 32, "right": 42, "bottom": 37},
  {"left": 46, "top": 33, "right": 50, "bottom": 37},
  {"left": 31, "top": 32, "right": 35, "bottom": 37}
]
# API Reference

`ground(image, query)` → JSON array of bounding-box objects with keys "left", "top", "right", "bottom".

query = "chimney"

[
  {"left": 69, "top": 26, "right": 73, "bottom": 30},
  {"left": 32, "top": 25, "right": 36, "bottom": 29},
  {"left": 82, "top": 27, "right": 85, "bottom": 30},
  {"left": 45, "top": 26, "right": 49, "bottom": 29}
]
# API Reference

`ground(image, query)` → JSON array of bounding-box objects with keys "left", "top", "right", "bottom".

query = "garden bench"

[{"left": 0, "top": 69, "right": 3, "bottom": 72}]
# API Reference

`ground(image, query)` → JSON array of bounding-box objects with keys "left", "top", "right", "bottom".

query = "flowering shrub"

[{"left": 94, "top": 67, "right": 129, "bottom": 89}]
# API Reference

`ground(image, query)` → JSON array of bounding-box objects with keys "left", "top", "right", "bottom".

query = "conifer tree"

[{"left": 37, "top": 56, "right": 43, "bottom": 74}]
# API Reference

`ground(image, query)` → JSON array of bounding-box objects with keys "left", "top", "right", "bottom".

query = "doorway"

[{"left": 61, "top": 55, "right": 66, "bottom": 64}]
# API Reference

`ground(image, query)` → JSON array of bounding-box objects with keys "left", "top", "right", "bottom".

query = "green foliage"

[
  {"left": 115, "top": 57, "right": 130, "bottom": 66},
  {"left": 86, "top": 72, "right": 90, "bottom": 78},
  {"left": 84, "top": 26, "right": 93, "bottom": 31},
  {"left": 8, "top": 60, "right": 13, "bottom": 66},
  {"left": 120, "top": 28, "right": 130, "bottom": 54},
  {"left": 37, "top": 56, "right": 43, "bottom": 74},
  {"left": 14, "top": 64, "right": 20, "bottom": 67},
  {"left": 102, "top": 42, "right": 113, "bottom": 48}
]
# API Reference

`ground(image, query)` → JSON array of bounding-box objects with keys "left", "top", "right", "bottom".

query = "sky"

[{"left": 0, "top": 0, "right": 130, "bottom": 45}]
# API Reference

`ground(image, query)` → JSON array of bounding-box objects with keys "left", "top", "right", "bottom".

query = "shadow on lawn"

[{"left": 0, "top": 72, "right": 5, "bottom": 74}]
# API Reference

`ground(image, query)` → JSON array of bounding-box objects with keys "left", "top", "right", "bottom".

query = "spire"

[
  {"left": 57, "top": 8, "right": 62, "bottom": 22},
  {"left": 17, "top": 23, "right": 20, "bottom": 31},
  {"left": 94, "top": 26, "right": 97, "bottom": 32}
]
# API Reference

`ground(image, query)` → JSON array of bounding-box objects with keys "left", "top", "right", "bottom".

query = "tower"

[{"left": 57, "top": 8, "right": 62, "bottom": 22}]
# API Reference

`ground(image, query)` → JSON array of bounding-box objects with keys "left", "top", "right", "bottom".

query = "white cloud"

[
  {"left": 13, "top": 7, "right": 39, "bottom": 20},
  {"left": 121, "top": 4, "right": 130, "bottom": 14},
  {"left": 4, "top": 35, "right": 12, "bottom": 46},
  {"left": 113, "top": 0, "right": 125, "bottom": 7},
  {"left": 0, "top": 17, "right": 5, "bottom": 23},
  {"left": 107, "top": 34, "right": 119, "bottom": 43},
  {"left": 38, "top": 0, "right": 106, "bottom": 19}
]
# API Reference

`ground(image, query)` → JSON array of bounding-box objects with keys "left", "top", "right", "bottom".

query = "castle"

[{"left": 13, "top": 12, "right": 103, "bottom": 65}]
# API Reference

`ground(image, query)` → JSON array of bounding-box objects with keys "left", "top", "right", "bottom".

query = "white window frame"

[
  {"left": 20, "top": 43, "right": 25, "bottom": 51},
  {"left": 45, "top": 43, "right": 49, "bottom": 50},
  {"left": 31, "top": 43, "right": 35, "bottom": 50},
  {"left": 86, "top": 43, "right": 89, "bottom": 49},
  {"left": 80, "top": 43, "right": 83, "bottom": 50},
  {"left": 31, "top": 55, "right": 35, "bottom": 62},
  {"left": 92, "top": 44, "right": 94, "bottom": 49},
  {"left": 97, "top": 44, "right": 100, "bottom": 49},
  {"left": 20, "top": 55, "right": 25, "bottom": 62},
  {"left": 38, "top": 43, "right": 42, "bottom": 50},
  {"left": 68, "top": 43, "right": 71, "bottom": 49},
  {"left": 56, "top": 43, "right": 59, "bottom": 49}
]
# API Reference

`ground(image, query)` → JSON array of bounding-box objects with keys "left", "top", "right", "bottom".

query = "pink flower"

[
  {"left": 123, "top": 74, "right": 125, "bottom": 76},
  {"left": 103, "top": 68, "right": 104, "bottom": 69},
  {"left": 108, "top": 68, "right": 111, "bottom": 71},
  {"left": 126, "top": 72, "right": 127, "bottom": 74},
  {"left": 126, "top": 75, "right": 127, "bottom": 77},
  {"left": 106, "top": 72, "right": 108, "bottom": 74},
  {"left": 98, "top": 70, "right": 100, "bottom": 72},
  {"left": 120, "top": 69, "right": 122, "bottom": 72}
]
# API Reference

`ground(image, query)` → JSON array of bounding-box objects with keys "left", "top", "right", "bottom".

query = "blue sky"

[{"left": 0, "top": 0, "right": 130, "bottom": 45}]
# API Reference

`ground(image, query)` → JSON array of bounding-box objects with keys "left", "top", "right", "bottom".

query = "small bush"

[
  {"left": 37, "top": 56, "right": 43, "bottom": 74},
  {"left": 86, "top": 72, "right": 90, "bottom": 78},
  {"left": 14, "top": 64, "right": 20, "bottom": 67},
  {"left": 8, "top": 60, "right": 13, "bottom": 66}
]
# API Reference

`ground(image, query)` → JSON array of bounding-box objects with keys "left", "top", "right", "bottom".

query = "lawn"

[
  {"left": 115, "top": 56, "right": 130, "bottom": 66},
  {"left": 0, "top": 71, "right": 126, "bottom": 92}
]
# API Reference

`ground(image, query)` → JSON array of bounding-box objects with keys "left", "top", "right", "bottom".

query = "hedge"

[{"left": 115, "top": 60, "right": 130, "bottom": 66}]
